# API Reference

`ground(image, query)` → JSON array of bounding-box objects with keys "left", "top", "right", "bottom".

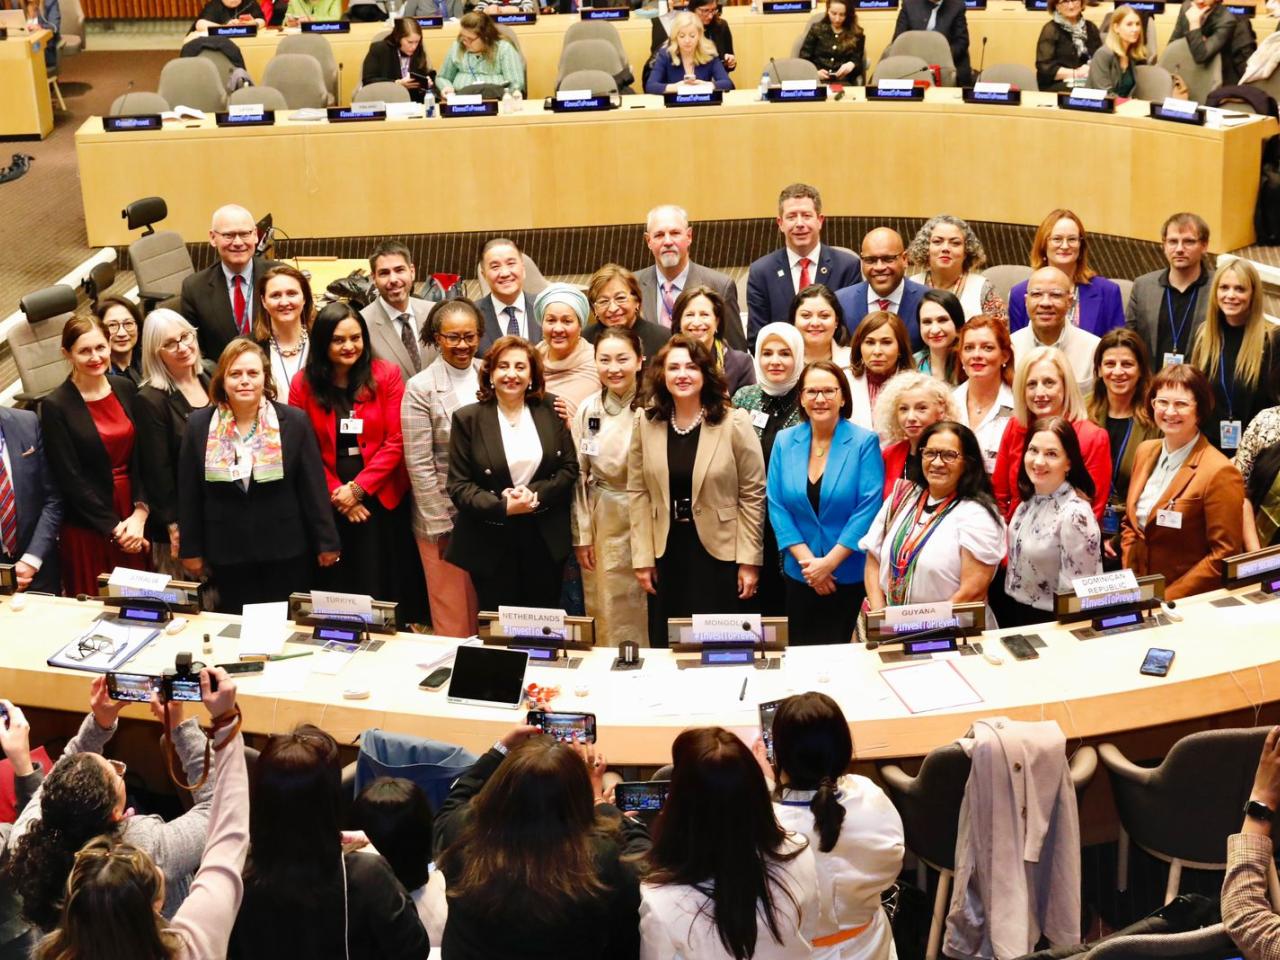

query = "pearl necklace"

[{"left": 671, "top": 408, "right": 705, "bottom": 436}]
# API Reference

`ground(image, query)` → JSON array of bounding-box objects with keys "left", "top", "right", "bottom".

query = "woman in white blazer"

[{"left": 847, "top": 312, "right": 916, "bottom": 438}]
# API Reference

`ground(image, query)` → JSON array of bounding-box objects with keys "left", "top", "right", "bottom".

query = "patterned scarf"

[
  {"left": 1054, "top": 10, "right": 1090, "bottom": 58},
  {"left": 204, "top": 399, "right": 284, "bottom": 484}
]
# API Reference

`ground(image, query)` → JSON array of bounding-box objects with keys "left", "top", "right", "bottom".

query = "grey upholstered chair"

[
  {"left": 557, "top": 69, "right": 618, "bottom": 97},
  {"left": 278, "top": 32, "right": 340, "bottom": 102},
  {"left": 158, "top": 56, "right": 228, "bottom": 112},
  {"left": 871, "top": 54, "right": 932, "bottom": 86},
  {"left": 122, "top": 196, "right": 195, "bottom": 313},
  {"left": 10, "top": 285, "right": 76, "bottom": 402},
  {"left": 353, "top": 81, "right": 411, "bottom": 103},
  {"left": 978, "top": 63, "right": 1038, "bottom": 91},
  {"left": 982, "top": 264, "right": 1033, "bottom": 306},
  {"left": 1132, "top": 64, "right": 1175, "bottom": 101},
  {"left": 766, "top": 57, "right": 821, "bottom": 84},
  {"left": 1158, "top": 38, "right": 1221, "bottom": 103},
  {"left": 228, "top": 85, "right": 290, "bottom": 111},
  {"left": 884, "top": 30, "right": 956, "bottom": 86},
  {"left": 108, "top": 91, "right": 171, "bottom": 115},
  {"left": 263, "top": 54, "right": 334, "bottom": 109}
]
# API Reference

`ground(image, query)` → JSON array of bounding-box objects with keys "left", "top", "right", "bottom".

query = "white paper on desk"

[
  {"left": 879, "top": 659, "right": 983, "bottom": 715},
  {"left": 415, "top": 636, "right": 481, "bottom": 672},
  {"left": 239, "top": 602, "right": 289, "bottom": 657},
  {"left": 385, "top": 101, "right": 425, "bottom": 120},
  {"left": 243, "top": 655, "right": 312, "bottom": 694},
  {"left": 311, "top": 640, "right": 357, "bottom": 675},
  {"left": 162, "top": 105, "right": 205, "bottom": 120},
  {"left": 289, "top": 108, "right": 327, "bottom": 122}
]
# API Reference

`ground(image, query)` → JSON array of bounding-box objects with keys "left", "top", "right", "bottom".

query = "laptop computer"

[{"left": 446, "top": 645, "right": 529, "bottom": 710}]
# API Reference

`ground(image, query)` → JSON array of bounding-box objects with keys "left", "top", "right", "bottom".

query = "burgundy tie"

[
  {"left": 877, "top": 298, "right": 891, "bottom": 311},
  {"left": 0, "top": 448, "right": 17, "bottom": 558},
  {"left": 661, "top": 282, "right": 677, "bottom": 329},
  {"left": 233, "top": 275, "right": 248, "bottom": 336},
  {"left": 798, "top": 258, "right": 812, "bottom": 290}
]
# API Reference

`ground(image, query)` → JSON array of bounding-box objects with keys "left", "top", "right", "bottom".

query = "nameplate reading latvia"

[
  {"left": 413, "top": 15, "right": 444, "bottom": 26},
  {"left": 301, "top": 19, "right": 349, "bottom": 31},
  {"left": 104, "top": 114, "right": 162, "bottom": 131},
  {"left": 494, "top": 11, "right": 536, "bottom": 23},
  {"left": 210, "top": 23, "right": 257, "bottom": 35},
  {"left": 327, "top": 105, "right": 386, "bottom": 122},
  {"left": 762, "top": 0, "right": 813, "bottom": 11},
  {"left": 663, "top": 89, "right": 723, "bottom": 106},
  {"left": 581, "top": 6, "right": 628, "bottom": 18}
]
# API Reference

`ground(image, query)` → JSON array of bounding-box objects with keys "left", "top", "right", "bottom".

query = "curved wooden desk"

[
  {"left": 2, "top": 584, "right": 1276, "bottom": 764},
  {"left": 75, "top": 87, "right": 1275, "bottom": 248}
]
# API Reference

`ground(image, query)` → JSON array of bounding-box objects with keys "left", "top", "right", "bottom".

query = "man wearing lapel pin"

[
  {"left": 361, "top": 240, "right": 439, "bottom": 382},
  {"left": 0, "top": 406, "right": 63, "bottom": 594},
  {"left": 746, "top": 183, "right": 861, "bottom": 348}
]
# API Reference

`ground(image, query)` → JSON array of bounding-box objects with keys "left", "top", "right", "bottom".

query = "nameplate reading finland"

[
  {"left": 413, "top": 15, "right": 444, "bottom": 27},
  {"left": 581, "top": 6, "right": 628, "bottom": 18},
  {"left": 104, "top": 114, "right": 163, "bottom": 131},
  {"left": 663, "top": 89, "right": 723, "bottom": 107},
  {"left": 494, "top": 11, "right": 536, "bottom": 23},
  {"left": 301, "top": 19, "right": 349, "bottom": 31},
  {"left": 762, "top": 0, "right": 813, "bottom": 11},
  {"left": 210, "top": 23, "right": 257, "bottom": 35},
  {"left": 327, "top": 105, "right": 386, "bottom": 122}
]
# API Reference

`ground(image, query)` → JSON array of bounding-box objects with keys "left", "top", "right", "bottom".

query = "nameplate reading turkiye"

[
  {"left": 498, "top": 605, "right": 567, "bottom": 640},
  {"left": 312, "top": 589, "right": 375, "bottom": 624}
]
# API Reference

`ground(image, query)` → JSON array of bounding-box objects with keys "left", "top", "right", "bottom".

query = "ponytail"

[{"left": 809, "top": 776, "right": 847, "bottom": 853}]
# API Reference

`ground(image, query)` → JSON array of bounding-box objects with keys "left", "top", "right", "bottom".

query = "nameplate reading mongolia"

[
  {"left": 494, "top": 11, "right": 536, "bottom": 23},
  {"left": 663, "top": 89, "right": 723, "bottom": 107},
  {"left": 498, "top": 605, "right": 567, "bottom": 640},
  {"left": 104, "top": 114, "right": 162, "bottom": 131},
  {"left": 551, "top": 90, "right": 613, "bottom": 111},
  {"left": 581, "top": 6, "right": 628, "bottom": 18},
  {"left": 1057, "top": 88, "right": 1114, "bottom": 113},
  {"left": 762, "top": 0, "right": 813, "bottom": 11},
  {"left": 692, "top": 613, "right": 762, "bottom": 644},
  {"left": 1150, "top": 97, "right": 1204, "bottom": 125},
  {"left": 210, "top": 23, "right": 257, "bottom": 35},
  {"left": 327, "top": 104, "right": 386, "bottom": 122},
  {"left": 301, "top": 19, "right": 349, "bottom": 31},
  {"left": 766, "top": 81, "right": 827, "bottom": 102},
  {"left": 413, "top": 15, "right": 444, "bottom": 26},
  {"left": 867, "top": 79, "right": 924, "bottom": 101},
  {"left": 963, "top": 82, "right": 1020, "bottom": 105}
]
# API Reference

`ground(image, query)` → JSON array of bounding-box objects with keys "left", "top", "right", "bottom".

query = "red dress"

[{"left": 59, "top": 392, "right": 149, "bottom": 595}]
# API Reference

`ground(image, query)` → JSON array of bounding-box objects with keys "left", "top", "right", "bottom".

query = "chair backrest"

[
  {"left": 1158, "top": 37, "right": 1222, "bottom": 103},
  {"left": 158, "top": 57, "right": 227, "bottom": 112},
  {"left": 353, "top": 729, "right": 478, "bottom": 812},
  {"left": 60, "top": 0, "right": 85, "bottom": 55},
  {"left": 767, "top": 57, "right": 820, "bottom": 83},
  {"left": 228, "top": 84, "right": 290, "bottom": 111},
  {"left": 564, "top": 19, "right": 626, "bottom": 62},
  {"left": 263, "top": 54, "right": 332, "bottom": 109},
  {"left": 557, "top": 68, "right": 618, "bottom": 96},
  {"left": 195, "top": 47, "right": 237, "bottom": 88},
  {"left": 108, "top": 91, "right": 170, "bottom": 115},
  {"left": 871, "top": 54, "right": 932, "bottom": 85},
  {"left": 790, "top": 10, "right": 826, "bottom": 57},
  {"left": 277, "top": 32, "right": 340, "bottom": 98},
  {"left": 353, "top": 80, "right": 411, "bottom": 103},
  {"left": 886, "top": 30, "right": 955, "bottom": 85},
  {"left": 474, "top": 253, "right": 549, "bottom": 298},
  {"left": 1248, "top": 69, "right": 1280, "bottom": 106},
  {"left": 11, "top": 285, "right": 76, "bottom": 401},
  {"left": 557, "top": 38, "right": 622, "bottom": 84},
  {"left": 979, "top": 62, "right": 1038, "bottom": 91},
  {"left": 982, "top": 264, "right": 1033, "bottom": 305},
  {"left": 1113, "top": 278, "right": 1134, "bottom": 318},
  {"left": 129, "top": 231, "right": 196, "bottom": 303},
  {"left": 880, "top": 742, "right": 971, "bottom": 871},
  {"left": 1082, "top": 923, "right": 1235, "bottom": 959},
  {"left": 495, "top": 22, "right": 524, "bottom": 56},
  {"left": 1132, "top": 63, "right": 1174, "bottom": 101}
]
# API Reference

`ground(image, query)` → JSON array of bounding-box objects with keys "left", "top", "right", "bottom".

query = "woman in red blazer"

[{"left": 290, "top": 302, "right": 424, "bottom": 624}]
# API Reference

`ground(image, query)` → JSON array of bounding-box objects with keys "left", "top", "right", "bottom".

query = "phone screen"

[
  {"left": 528, "top": 710, "right": 597, "bottom": 743},
  {"left": 108, "top": 672, "right": 156, "bottom": 703},
  {"left": 1141, "top": 647, "right": 1175, "bottom": 676},
  {"left": 759, "top": 699, "right": 782, "bottom": 764},
  {"left": 167, "top": 677, "right": 204, "bottom": 702},
  {"left": 615, "top": 780, "right": 669, "bottom": 812}
]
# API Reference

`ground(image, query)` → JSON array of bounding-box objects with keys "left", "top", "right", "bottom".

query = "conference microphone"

[
  {"left": 336, "top": 59, "right": 344, "bottom": 106},
  {"left": 977, "top": 36, "right": 987, "bottom": 77},
  {"left": 768, "top": 56, "right": 779, "bottom": 84},
  {"left": 119, "top": 78, "right": 136, "bottom": 116}
]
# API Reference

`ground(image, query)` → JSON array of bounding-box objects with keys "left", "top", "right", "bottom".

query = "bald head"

[
  {"left": 209, "top": 205, "right": 257, "bottom": 271},
  {"left": 1025, "top": 266, "right": 1073, "bottom": 344},
  {"left": 860, "top": 227, "right": 907, "bottom": 297}
]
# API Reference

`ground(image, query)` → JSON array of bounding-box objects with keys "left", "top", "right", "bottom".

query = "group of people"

[{"left": 4, "top": 189, "right": 1277, "bottom": 647}]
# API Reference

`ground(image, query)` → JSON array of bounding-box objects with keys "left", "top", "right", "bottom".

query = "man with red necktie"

[{"left": 0, "top": 406, "right": 63, "bottom": 593}]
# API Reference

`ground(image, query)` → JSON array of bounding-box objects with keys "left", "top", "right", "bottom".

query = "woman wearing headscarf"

[{"left": 534, "top": 283, "right": 599, "bottom": 421}]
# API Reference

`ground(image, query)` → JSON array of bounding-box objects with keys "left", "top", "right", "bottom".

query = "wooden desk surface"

[
  {"left": 76, "top": 88, "right": 1276, "bottom": 249},
  {"left": 3, "top": 585, "right": 1278, "bottom": 764},
  {"left": 0, "top": 28, "right": 53, "bottom": 139}
]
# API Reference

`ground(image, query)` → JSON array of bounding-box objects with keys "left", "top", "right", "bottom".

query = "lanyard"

[
  {"left": 888, "top": 491, "right": 959, "bottom": 605},
  {"left": 1219, "top": 353, "right": 1235, "bottom": 421},
  {"left": 1164, "top": 287, "right": 1199, "bottom": 354},
  {"left": 1108, "top": 417, "right": 1133, "bottom": 499}
]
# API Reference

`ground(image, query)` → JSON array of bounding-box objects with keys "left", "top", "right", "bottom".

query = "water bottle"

[
  {"left": 501, "top": 90, "right": 513, "bottom": 114},
  {"left": 423, "top": 89, "right": 436, "bottom": 117},
  {"left": 512, "top": 89, "right": 523, "bottom": 112},
  {"left": 758, "top": 69, "right": 770, "bottom": 101}
]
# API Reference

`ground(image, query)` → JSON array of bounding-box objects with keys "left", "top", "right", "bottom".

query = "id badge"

[
  {"left": 751, "top": 410, "right": 770, "bottom": 430},
  {"left": 340, "top": 417, "right": 364, "bottom": 435},
  {"left": 229, "top": 460, "right": 251, "bottom": 482},
  {"left": 580, "top": 438, "right": 601, "bottom": 456},
  {"left": 1156, "top": 508, "right": 1183, "bottom": 530},
  {"left": 1102, "top": 503, "right": 1120, "bottom": 535},
  {"left": 1220, "top": 419, "right": 1242, "bottom": 450},
  {"left": 1162, "top": 352, "right": 1184, "bottom": 368}
]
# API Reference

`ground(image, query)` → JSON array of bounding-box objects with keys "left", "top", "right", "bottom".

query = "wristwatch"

[{"left": 1244, "top": 798, "right": 1275, "bottom": 821}]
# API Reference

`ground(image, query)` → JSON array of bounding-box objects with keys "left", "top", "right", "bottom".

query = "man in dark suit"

[
  {"left": 360, "top": 240, "right": 439, "bottom": 381},
  {"left": 179, "top": 204, "right": 282, "bottom": 363},
  {"left": 477, "top": 237, "right": 541, "bottom": 355},
  {"left": 0, "top": 407, "right": 62, "bottom": 593},
  {"left": 1169, "top": 0, "right": 1256, "bottom": 87},
  {"left": 892, "top": 0, "right": 972, "bottom": 86},
  {"left": 835, "top": 227, "right": 927, "bottom": 352},
  {"left": 636, "top": 204, "right": 745, "bottom": 351},
  {"left": 746, "top": 183, "right": 861, "bottom": 348},
  {"left": 1127, "top": 212, "right": 1212, "bottom": 369}
]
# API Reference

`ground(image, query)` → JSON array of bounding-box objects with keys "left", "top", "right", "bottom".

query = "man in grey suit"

[
  {"left": 1126, "top": 212, "right": 1212, "bottom": 371},
  {"left": 360, "top": 240, "right": 438, "bottom": 383},
  {"left": 636, "top": 204, "right": 746, "bottom": 352}
]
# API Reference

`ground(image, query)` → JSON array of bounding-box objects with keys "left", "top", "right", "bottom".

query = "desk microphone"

[
  {"left": 976, "top": 36, "right": 987, "bottom": 78},
  {"left": 540, "top": 625, "right": 567, "bottom": 642},
  {"left": 768, "top": 56, "right": 779, "bottom": 84},
  {"left": 336, "top": 60, "right": 344, "bottom": 106}
]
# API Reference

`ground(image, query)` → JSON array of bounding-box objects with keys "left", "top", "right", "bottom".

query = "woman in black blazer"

[
  {"left": 446, "top": 335, "right": 579, "bottom": 611},
  {"left": 178, "top": 338, "right": 339, "bottom": 614},
  {"left": 361, "top": 18, "right": 431, "bottom": 103},
  {"left": 1035, "top": 0, "right": 1102, "bottom": 91},
  {"left": 40, "top": 316, "right": 151, "bottom": 596},
  {"left": 133, "top": 309, "right": 213, "bottom": 578},
  {"left": 798, "top": 0, "right": 865, "bottom": 83}
]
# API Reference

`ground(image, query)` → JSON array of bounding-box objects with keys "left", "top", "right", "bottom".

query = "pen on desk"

[
  {"left": 739, "top": 677, "right": 748, "bottom": 701},
  {"left": 269, "top": 651, "right": 314, "bottom": 662}
]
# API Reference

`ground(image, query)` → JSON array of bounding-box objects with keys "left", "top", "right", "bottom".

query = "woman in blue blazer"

[
  {"left": 1008, "top": 209, "right": 1125, "bottom": 337},
  {"left": 767, "top": 360, "right": 884, "bottom": 645},
  {"left": 644, "top": 11, "right": 733, "bottom": 94}
]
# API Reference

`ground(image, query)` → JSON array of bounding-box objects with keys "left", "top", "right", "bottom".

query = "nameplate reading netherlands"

[{"left": 498, "top": 605, "right": 567, "bottom": 640}]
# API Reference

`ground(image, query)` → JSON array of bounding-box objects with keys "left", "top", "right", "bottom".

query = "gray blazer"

[
  {"left": 636, "top": 261, "right": 746, "bottom": 352},
  {"left": 1085, "top": 45, "right": 1143, "bottom": 94},
  {"left": 1124, "top": 268, "right": 1207, "bottom": 364},
  {"left": 361, "top": 295, "right": 438, "bottom": 383}
]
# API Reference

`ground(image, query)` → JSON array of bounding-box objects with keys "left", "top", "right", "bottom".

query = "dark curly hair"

[
  {"left": 7, "top": 753, "right": 119, "bottom": 931},
  {"left": 642, "top": 335, "right": 729, "bottom": 425}
]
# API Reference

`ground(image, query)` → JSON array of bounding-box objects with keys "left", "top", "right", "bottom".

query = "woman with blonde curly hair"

[{"left": 876, "top": 370, "right": 961, "bottom": 498}]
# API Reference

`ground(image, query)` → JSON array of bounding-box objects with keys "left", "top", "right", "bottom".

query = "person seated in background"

[
  {"left": 1009, "top": 209, "right": 1125, "bottom": 337},
  {"left": 1235, "top": 403, "right": 1280, "bottom": 550},
  {"left": 96, "top": 296, "right": 143, "bottom": 385},
  {"left": 436, "top": 11, "right": 525, "bottom": 97},
  {"left": 1223, "top": 725, "right": 1280, "bottom": 959},
  {"left": 892, "top": 0, "right": 972, "bottom": 85},
  {"left": 747, "top": 183, "right": 861, "bottom": 344},
  {"left": 361, "top": 240, "right": 437, "bottom": 382},
  {"left": 1087, "top": 5, "right": 1148, "bottom": 96},
  {"left": 192, "top": 0, "right": 264, "bottom": 30},
  {"left": 836, "top": 228, "right": 927, "bottom": 354},
  {"left": 1126, "top": 212, "right": 1212, "bottom": 370},
  {"left": 1010, "top": 266, "right": 1101, "bottom": 395},
  {"left": 798, "top": 0, "right": 865, "bottom": 84},
  {"left": 645, "top": 11, "right": 734, "bottom": 94},
  {"left": 1035, "top": 0, "right": 1102, "bottom": 91},
  {"left": 474, "top": 0, "right": 536, "bottom": 15},
  {"left": 637, "top": 204, "right": 743, "bottom": 349},
  {"left": 433, "top": 725, "right": 650, "bottom": 959},
  {"left": 403, "top": 0, "right": 462, "bottom": 20},
  {"left": 361, "top": 18, "right": 432, "bottom": 103},
  {"left": 22, "top": 0, "right": 58, "bottom": 69},
  {"left": 906, "top": 214, "right": 1006, "bottom": 322},
  {"left": 1170, "top": 0, "right": 1257, "bottom": 86},
  {"left": 0, "top": 405, "right": 63, "bottom": 594},
  {"left": 583, "top": 263, "right": 672, "bottom": 359},
  {"left": 477, "top": 237, "right": 539, "bottom": 354},
  {"left": 284, "top": 0, "right": 340, "bottom": 21},
  {"left": 1241, "top": 0, "right": 1280, "bottom": 82},
  {"left": 649, "top": 0, "right": 736, "bottom": 71}
]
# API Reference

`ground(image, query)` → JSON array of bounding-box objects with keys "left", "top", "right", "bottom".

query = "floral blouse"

[
  {"left": 1234, "top": 405, "right": 1280, "bottom": 485},
  {"left": 1006, "top": 481, "right": 1102, "bottom": 611}
]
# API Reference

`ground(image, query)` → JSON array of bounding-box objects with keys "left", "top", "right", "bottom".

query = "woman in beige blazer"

[{"left": 628, "top": 335, "right": 766, "bottom": 647}]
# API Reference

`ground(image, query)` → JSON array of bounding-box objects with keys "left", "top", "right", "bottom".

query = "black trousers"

[
  {"left": 784, "top": 575, "right": 865, "bottom": 646},
  {"left": 316, "top": 498, "right": 428, "bottom": 628},
  {"left": 470, "top": 519, "right": 566, "bottom": 612},
  {"left": 997, "top": 594, "right": 1051, "bottom": 628},
  {"left": 211, "top": 554, "right": 313, "bottom": 615},
  {"left": 647, "top": 520, "right": 740, "bottom": 648}
]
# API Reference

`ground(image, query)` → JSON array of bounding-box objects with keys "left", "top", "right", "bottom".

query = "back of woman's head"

[
  {"left": 351, "top": 778, "right": 433, "bottom": 893},
  {"left": 441, "top": 737, "right": 607, "bottom": 922},
  {"left": 8, "top": 753, "right": 118, "bottom": 931},
  {"left": 34, "top": 837, "right": 178, "bottom": 960},
  {"left": 648, "top": 727, "right": 798, "bottom": 960},
  {"left": 771, "top": 693, "right": 852, "bottom": 853}
]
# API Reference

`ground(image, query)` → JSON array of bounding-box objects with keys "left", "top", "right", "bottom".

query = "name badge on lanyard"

[
  {"left": 580, "top": 437, "right": 601, "bottom": 456},
  {"left": 340, "top": 417, "right": 364, "bottom": 435},
  {"left": 751, "top": 410, "right": 770, "bottom": 430},
  {"left": 1156, "top": 508, "right": 1183, "bottom": 529},
  {"left": 1162, "top": 352, "right": 1184, "bottom": 368},
  {"left": 1221, "top": 420, "right": 1242, "bottom": 450},
  {"left": 230, "top": 444, "right": 252, "bottom": 482},
  {"left": 1218, "top": 354, "right": 1240, "bottom": 450}
]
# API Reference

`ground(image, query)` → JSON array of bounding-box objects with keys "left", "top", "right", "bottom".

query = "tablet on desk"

[{"left": 447, "top": 645, "right": 529, "bottom": 709}]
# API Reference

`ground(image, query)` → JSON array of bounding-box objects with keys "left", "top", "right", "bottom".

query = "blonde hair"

[
  {"left": 875, "top": 370, "right": 961, "bottom": 443},
  {"left": 1190, "top": 259, "right": 1269, "bottom": 393},
  {"left": 665, "top": 11, "right": 717, "bottom": 66},
  {"left": 1105, "top": 5, "right": 1148, "bottom": 63},
  {"left": 1013, "top": 346, "right": 1087, "bottom": 424}
]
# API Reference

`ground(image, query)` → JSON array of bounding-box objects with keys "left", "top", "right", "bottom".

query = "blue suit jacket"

[
  {"left": 0, "top": 407, "right": 63, "bottom": 593},
  {"left": 835, "top": 278, "right": 928, "bottom": 354},
  {"left": 767, "top": 419, "right": 884, "bottom": 585},
  {"left": 1008, "top": 275, "right": 1126, "bottom": 337},
  {"left": 747, "top": 246, "right": 861, "bottom": 349}
]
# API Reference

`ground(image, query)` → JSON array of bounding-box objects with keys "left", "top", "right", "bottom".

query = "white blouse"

[
  {"left": 1006, "top": 482, "right": 1102, "bottom": 611},
  {"left": 952, "top": 380, "right": 1014, "bottom": 476},
  {"left": 498, "top": 404, "right": 541, "bottom": 488}
]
